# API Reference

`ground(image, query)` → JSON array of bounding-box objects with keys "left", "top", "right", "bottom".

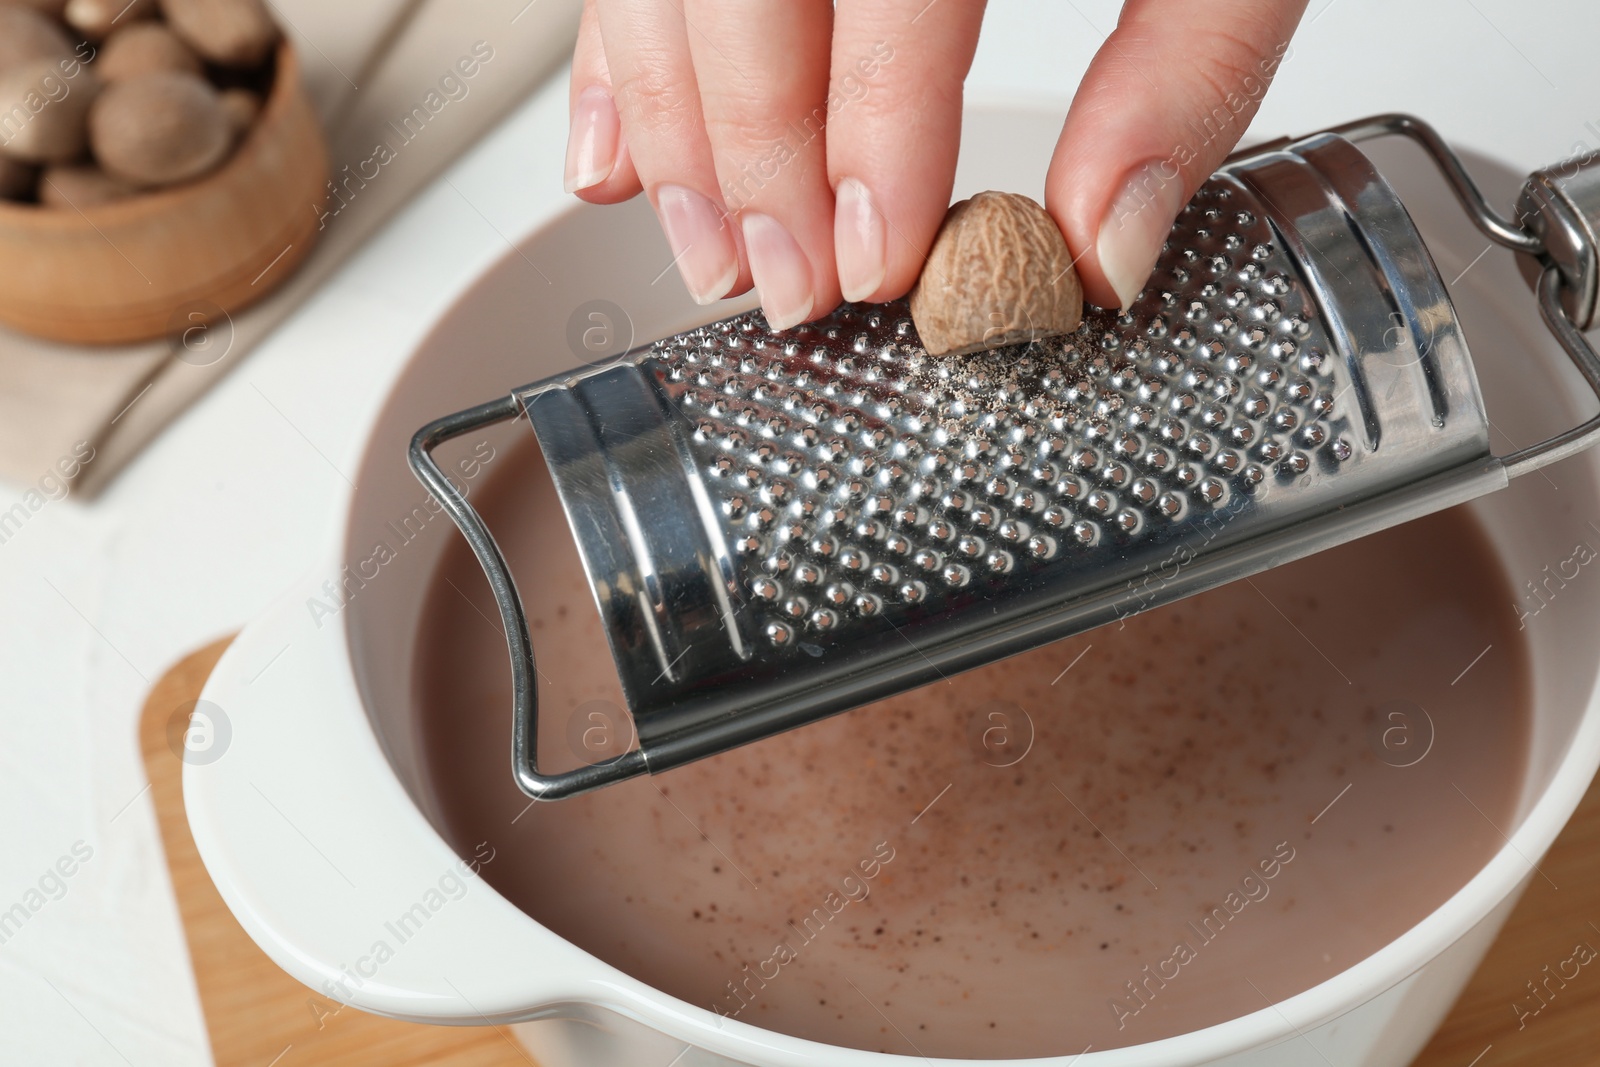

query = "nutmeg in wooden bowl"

[{"left": 0, "top": 40, "right": 326, "bottom": 345}]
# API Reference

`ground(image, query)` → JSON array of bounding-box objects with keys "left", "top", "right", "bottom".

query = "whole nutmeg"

[
  {"left": 64, "top": 0, "right": 158, "bottom": 40},
  {"left": 97, "top": 23, "right": 203, "bottom": 80},
  {"left": 39, "top": 162, "right": 134, "bottom": 206},
  {"left": 0, "top": 6, "right": 75, "bottom": 70},
  {"left": 160, "top": 0, "right": 279, "bottom": 68},
  {"left": 0, "top": 154, "right": 37, "bottom": 200},
  {"left": 0, "top": 60, "right": 99, "bottom": 163},
  {"left": 217, "top": 85, "right": 259, "bottom": 138},
  {"left": 89, "top": 70, "right": 231, "bottom": 185},
  {"left": 909, "top": 191, "right": 1084, "bottom": 358}
]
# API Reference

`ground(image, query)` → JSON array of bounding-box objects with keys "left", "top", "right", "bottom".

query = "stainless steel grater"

[{"left": 411, "top": 113, "right": 1600, "bottom": 801}]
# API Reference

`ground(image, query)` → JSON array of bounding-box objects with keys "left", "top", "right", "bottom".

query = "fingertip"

[
  {"left": 872, "top": 232, "right": 929, "bottom": 304},
  {"left": 655, "top": 183, "right": 742, "bottom": 305},
  {"left": 573, "top": 182, "right": 639, "bottom": 206},
  {"left": 572, "top": 139, "right": 642, "bottom": 204},
  {"left": 826, "top": 174, "right": 944, "bottom": 304},
  {"left": 1044, "top": 189, "right": 1120, "bottom": 312},
  {"left": 742, "top": 210, "right": 844, "bottom": 331},
  {"left": 807, "top": 240, "right": 843, "bottom": 323},
  {"left": 834, "top": 177, "right": 888, "bottom": 302},
  {"left": 726, "top": 220, "right": 754, "bottom": 298}
]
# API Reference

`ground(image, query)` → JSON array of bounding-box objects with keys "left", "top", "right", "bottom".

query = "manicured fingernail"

[
  {"left": 1096, "top": 160, "right": 1189, "bottom": 312},
  {"left": 564, "top": 86, "right": 620, "bottom": 193},
  {"left": 834, "top": 177, "right": 886, "bottom": 303},
  {"left": 655, "top": 184, "right": 738, "bottom": 304},
  {"left": 741, "top": 212, "right": 814, "bottom": 331}
]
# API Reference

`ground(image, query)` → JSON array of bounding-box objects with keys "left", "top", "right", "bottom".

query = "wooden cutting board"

[
  {"left": 139, "top": 637, "right": 533, "bottom": 1067},
  {"left": 143, "top": 639, "right": 1597, "bottom": 1066}
]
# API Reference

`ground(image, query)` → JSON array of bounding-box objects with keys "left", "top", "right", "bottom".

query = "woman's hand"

[{"left": 564, "top": 0, "right": 1310, "bottom": 328}]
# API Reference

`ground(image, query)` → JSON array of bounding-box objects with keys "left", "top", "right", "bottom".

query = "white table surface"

[{"left": 2, "top": 2, "right": 1595, "bottom": 1063}]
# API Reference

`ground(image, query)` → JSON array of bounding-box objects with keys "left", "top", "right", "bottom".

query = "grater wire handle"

[
  {"left": 1504, "top": 268, "right": 1600, "bottom": 476},
  {"left": 1328, "top": 113, "right": 1542, "bottom": 254},
  {"left": 409, "top": 392, "right": 649, "bottom": 801},
  {"left": 1324, "top": 113, "right": 1600, "bottom": 478}
]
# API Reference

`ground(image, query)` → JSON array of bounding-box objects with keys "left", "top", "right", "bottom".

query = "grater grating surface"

[{"left": 658, "top": 179, "right": 1345, "bottom": 649}]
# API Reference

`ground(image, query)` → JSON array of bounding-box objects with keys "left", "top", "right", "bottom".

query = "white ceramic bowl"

[{"left": 186, "top": 109, "right": 1600, "bottom": 1066}]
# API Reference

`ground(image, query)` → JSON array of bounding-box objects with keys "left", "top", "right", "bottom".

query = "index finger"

[
  {"left": 1046, "top": 0, "right": 1309, "bottom": 310},
  {"left": 825, "top": 0, "right": 988, "bottom": 304}
]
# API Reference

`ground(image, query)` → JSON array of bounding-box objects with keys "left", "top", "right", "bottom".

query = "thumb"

[{"left": 1046, "top": 0, "right": 1309, "bottom": 311}]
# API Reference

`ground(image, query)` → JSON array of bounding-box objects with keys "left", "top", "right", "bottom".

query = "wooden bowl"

[{"left": 0, "top": 41, "right": 328, "bottom": 346}]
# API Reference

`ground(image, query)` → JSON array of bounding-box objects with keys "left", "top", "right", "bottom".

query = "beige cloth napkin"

[{"left": 0, "top": 0, "right": 582, "bottom": 496}]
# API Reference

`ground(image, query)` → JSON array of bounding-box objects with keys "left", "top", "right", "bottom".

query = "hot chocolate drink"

[{"left": 413, "top": 435, "right": 1529, "bottom": 1058}]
